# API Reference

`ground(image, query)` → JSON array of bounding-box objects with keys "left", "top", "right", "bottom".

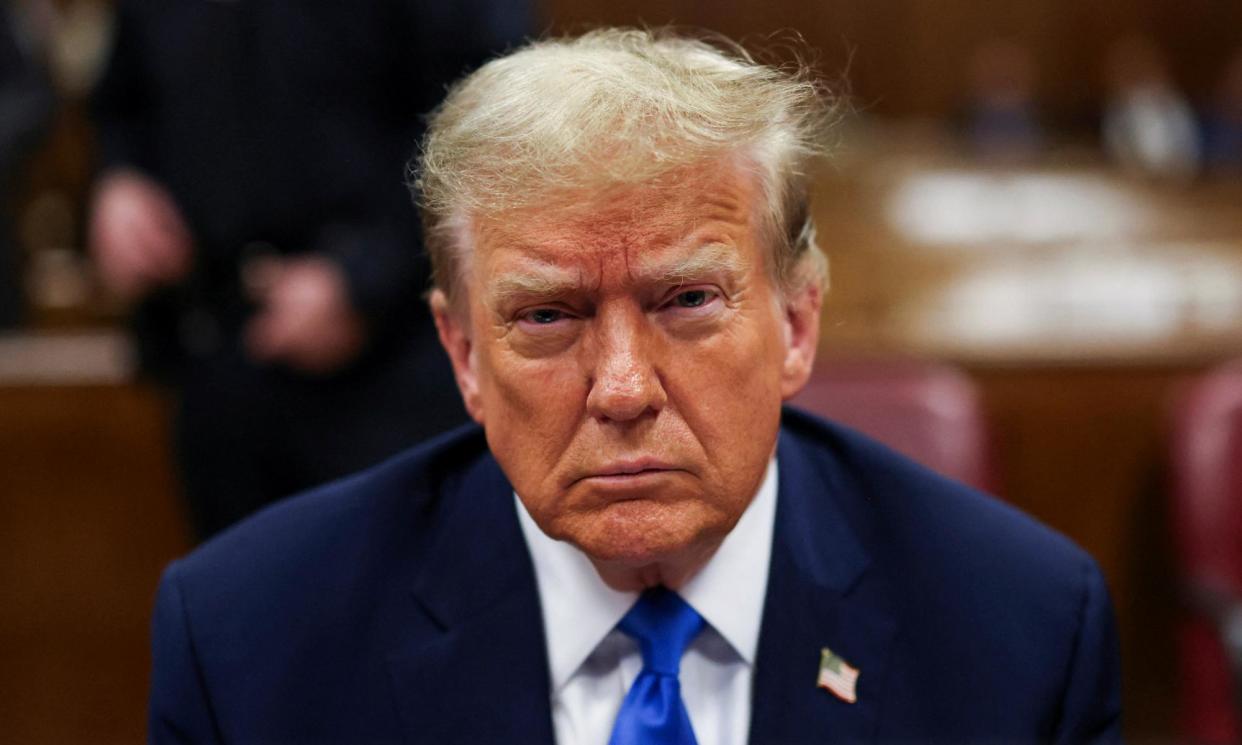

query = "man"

[
  {"left": 149, "top": 29, "right": 1121, "bottom": 743},
  {"left": 0, "top": 1, "right": 54, "bottom": 329},
  {"left": 90, "top": 0, "right": 529, "bottom": 538}
]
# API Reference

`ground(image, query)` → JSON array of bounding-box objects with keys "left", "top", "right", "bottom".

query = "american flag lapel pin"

[{"left": 817, "top": 647, "right": 860, "bottom": 704}]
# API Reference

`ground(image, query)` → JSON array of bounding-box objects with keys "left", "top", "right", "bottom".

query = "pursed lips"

[{"left": 574, "top": 458, "right": 684, "bottom": 483}]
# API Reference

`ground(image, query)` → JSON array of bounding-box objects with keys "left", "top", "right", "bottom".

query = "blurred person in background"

[
  {"left": 88, "top": 0, "right": 531, "bottom": 540},
  {"left": 1203, "top": 47, "right": 1242, "bottom": 175},
  {"left": 1101, "top": 34, "right": 1201, "bottom": 180},
  {"left": 961, "top": 39, "right": 1043, "bottom": 163},
  {"left": 0, "top": 2, "right": 55, "bottom": 329}
]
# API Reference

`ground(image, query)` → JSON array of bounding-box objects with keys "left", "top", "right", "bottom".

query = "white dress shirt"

[{"left": 515, "top": 458, "right": 778, "bottom": 745}]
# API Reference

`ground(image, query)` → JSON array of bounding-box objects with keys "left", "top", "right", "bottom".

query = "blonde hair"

[{"left": 413, "top": 27, "right": 836, "bottom": 301}]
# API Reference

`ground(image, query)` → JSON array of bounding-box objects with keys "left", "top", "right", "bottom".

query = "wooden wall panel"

[
  {"left": 0, "top": 385, "right": 188, "bottom": 744},
  {"left": 970, "top": 364, "right": 1186, "bottom": 741},
  {"left": 539, "top": 0, "right": 1242, "bottom": 118}
]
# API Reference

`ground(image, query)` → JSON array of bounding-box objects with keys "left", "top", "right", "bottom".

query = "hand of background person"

[
  {"left": 88, "top": 169, "right": 194, "bottom": 302},
  {"left": 243, "top": 255, "right": 367, "bottom": 375}
]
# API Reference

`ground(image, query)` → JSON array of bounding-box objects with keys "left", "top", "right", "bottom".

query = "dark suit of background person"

[
  {"left": 0, "top": 5, "right": 54, "bottom": 329},
  {"left": 89, "top": 0, "right": 531, "bottom": 539},
  {"left": 149, "top": 409, "right": 1121, "bottom": 744}
]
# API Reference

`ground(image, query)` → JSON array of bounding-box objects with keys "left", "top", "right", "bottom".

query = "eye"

[
  {"left": 664, "top": 287, "right": 720, "bottom": 311},
  {"left": 525, "top": 308, "right": 565, "bottom": 324},
  {"left": 673, "top": 289, "right": 711, "bottom": 308}
]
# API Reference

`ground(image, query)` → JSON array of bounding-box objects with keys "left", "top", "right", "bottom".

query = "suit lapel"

[
  {"left": 387, "top": 453, "right": 555, "bottom": 745},
  {"left": 749, "top": 424, "right": 900, "bottom": 744}
]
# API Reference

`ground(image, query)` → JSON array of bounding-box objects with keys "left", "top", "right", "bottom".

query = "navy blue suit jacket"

[{"left": 149, "top": 408, "right": 1122, "bottom": 743}]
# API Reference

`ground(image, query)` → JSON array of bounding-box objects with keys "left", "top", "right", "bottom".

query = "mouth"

[{"left": 574, "top": 459, "right": 685, "bottom": 485}]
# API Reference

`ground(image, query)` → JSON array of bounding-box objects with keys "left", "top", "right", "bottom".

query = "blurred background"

[{"left": 3, "top": 0, "right": 1242, "bottom": 742}]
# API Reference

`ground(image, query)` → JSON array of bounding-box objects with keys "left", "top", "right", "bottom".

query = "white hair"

[{"left": 412, "top": 27, "right": 837, "bottom": 301}]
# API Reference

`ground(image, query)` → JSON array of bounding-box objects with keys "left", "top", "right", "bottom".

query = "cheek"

[
  {"left": 482, "top": 348, "right": 566, "bottom": 416},
  {"left": 473, "top": 308, "right": 575, "bottom": 416},
  {"left": 697, "top": 302, "right": 786, "bottom": 397},
  {"left": 664, "top": 304, "right": 786, "bottom": 460},
  {"left": 475, "top": 338, "right": 588, "bottom": 477}
]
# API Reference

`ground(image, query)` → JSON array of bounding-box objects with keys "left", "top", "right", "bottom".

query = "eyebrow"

[
  {"left": 634, "top": 243, "right": 746, "bottom": 286},
  {"left": 487, "top": 243, "right": 747, "bottom": 306},
  {"left": 489, "top": 266, "right": 581, "bottom": 306}
]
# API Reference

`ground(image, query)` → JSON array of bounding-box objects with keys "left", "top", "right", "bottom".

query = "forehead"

[{"left": 469, "top": 162, "right": 762, "bottom": 277}]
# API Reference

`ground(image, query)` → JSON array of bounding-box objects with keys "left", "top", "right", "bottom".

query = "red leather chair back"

[
  {"left": 1170, "top": 361, "right": 1242, "bottom": 744},
  {"left": 790, "top": 358, "right": 997, "bottom": 494}
]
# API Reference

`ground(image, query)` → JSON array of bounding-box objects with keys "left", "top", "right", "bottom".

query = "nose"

[{"left": 584, "top": 307, "right": 667, "bottom": 423}]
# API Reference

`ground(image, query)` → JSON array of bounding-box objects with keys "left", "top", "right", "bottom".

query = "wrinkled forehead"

[{"left": 465, "top": 161, "right": 764, "bottom": 280}]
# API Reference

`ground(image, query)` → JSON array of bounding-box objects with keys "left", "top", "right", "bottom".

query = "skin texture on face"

[{"left": 432, "top": 160, "right": 821, "bottom": 591}]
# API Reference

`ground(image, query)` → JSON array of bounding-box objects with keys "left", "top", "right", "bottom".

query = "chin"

[{"left": 567, "top": 499, "right": 722, "bottom": 567}]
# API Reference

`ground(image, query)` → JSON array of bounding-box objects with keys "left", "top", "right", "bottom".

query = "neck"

[{"left": 589, "top": 537, "right": 724, "bottom": 592}]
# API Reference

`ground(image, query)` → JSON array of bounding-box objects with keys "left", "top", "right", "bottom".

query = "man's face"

[{"left": 433, "top": 161, "right": 820, "bottom": 585}]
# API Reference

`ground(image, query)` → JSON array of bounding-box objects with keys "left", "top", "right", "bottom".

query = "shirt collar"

[
  {"left": 678, "top": 456, "right": 777, "bottom": 666},
  {"left": 515, "top": 457, "right": 779, "bottom": 691}
]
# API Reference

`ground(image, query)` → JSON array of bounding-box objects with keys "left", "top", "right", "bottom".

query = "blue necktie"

[{"left": 608, "top": 587, "right": 705, "bottom": 745}]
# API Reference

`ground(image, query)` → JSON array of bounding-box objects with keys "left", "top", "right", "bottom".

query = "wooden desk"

[
  {"left": 0, "top": 334, "right": 188, "bottom": 744},
  {"left": 816, "top": 126, "right": 1242, "bottom": 365}
]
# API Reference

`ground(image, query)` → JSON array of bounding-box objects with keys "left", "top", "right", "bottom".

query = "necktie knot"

[
  {"left": 617, "top": 587, "right": 705, "bottom": 676},
  {"left": 609, "top": 587, "right": 703, "bottom": 745}
]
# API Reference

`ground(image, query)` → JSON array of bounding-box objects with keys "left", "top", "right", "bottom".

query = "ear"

[
  {"left": 430, "top": 288, "right": 485, "bottom": 424},
  {"left": 779, "top": 280, "right": 822, "bottom": 400}
]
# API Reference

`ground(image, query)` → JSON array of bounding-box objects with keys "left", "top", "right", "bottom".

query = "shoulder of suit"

[
  {"left": 780, "top": 406, "right": 1104, "bottom": 593},
  {"left": 166, "top": 423, "right": 492, "bottom": 599}
]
